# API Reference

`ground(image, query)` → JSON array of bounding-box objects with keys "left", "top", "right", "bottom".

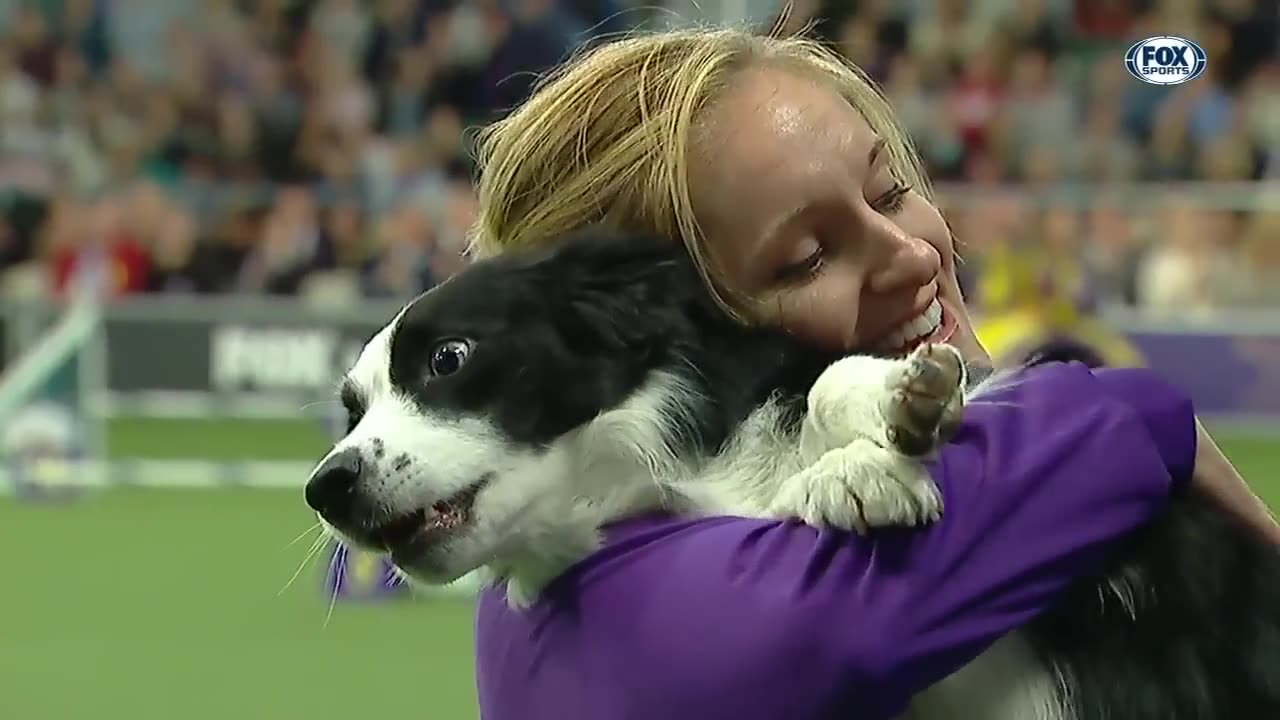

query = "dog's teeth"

[{"left": 423, "top": 499, "right": 465, "bottom": 530}]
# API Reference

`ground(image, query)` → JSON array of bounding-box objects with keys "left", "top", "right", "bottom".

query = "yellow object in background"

[
  {"left": 977, "top": 243, "right": 1039, "bottom": 313},
  {"left": 973, "top": 245, "right": 1144, "bottom": 369},
  {"left": 975, "top": 308, "right": 1145, "bottom": 369}
]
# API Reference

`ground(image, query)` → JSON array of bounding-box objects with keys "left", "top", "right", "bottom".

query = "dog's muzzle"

[
  {"left": 305, "top": 448, "right": 407, "bottom": 550},
  {"left": 306, "top": 446, "right": 489, "bottom": 560},
  {"left": 306, "top": 447, "right": 365, "bottom": 527}
]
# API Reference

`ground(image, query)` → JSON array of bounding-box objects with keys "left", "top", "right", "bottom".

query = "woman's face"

[{"left": 692, "top": 67, "right": 988, "bottom": 364}]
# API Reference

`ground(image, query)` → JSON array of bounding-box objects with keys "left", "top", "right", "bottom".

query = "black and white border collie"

[{"left": 305, "top": 228, "right": 1280, "bottom": 719}]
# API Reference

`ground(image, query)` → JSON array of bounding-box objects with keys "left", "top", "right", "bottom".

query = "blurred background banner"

[
  {"left": 1124, "top": 324, "right": 1280, "bottom": 418},
  {"left": 8, "top": 291, "right": 1280, "bottom": 435},
  {"left": 90, "top": 300, "right": 391, "bottom": 413}
]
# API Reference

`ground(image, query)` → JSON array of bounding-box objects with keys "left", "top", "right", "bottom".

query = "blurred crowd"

[{"left": 0, "top": 0, "right": 1276, "bottom": 313}]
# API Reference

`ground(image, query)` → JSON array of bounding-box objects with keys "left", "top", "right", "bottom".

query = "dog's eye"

[
  {"left": 430, "top": 339, "right": 471, "bottom": 377},
  {"left": 339, "top": 382, "right": 364, "bottom": 434},
  {"left": 344, "top": 407, "right": 363, "bottom": 434}
]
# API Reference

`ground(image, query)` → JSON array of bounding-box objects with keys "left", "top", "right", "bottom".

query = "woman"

[{"left": 465, "top": 28, "right": 1279, "bottom": 719}]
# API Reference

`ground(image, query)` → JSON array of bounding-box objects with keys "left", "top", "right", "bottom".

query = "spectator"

[
  {"left": 311, "top": 0, "right": 373, "bottom": 71},
  {"left": 377, "top": 43, "right": 436, "bottom": 137},
  {"left": 317, "top": 199, "right": 369, "bottom": 273},
  {"left": 998, "top": 0, "right": 1067, "bottom": 57},
  {"left": 1242, "top": 62, "right": 1279, "bottom": 175},
  {"left": 237, "top": 186, "right": 322, "bottom": 294},
  {"left": 10, "top": 2, "right": 57, "bottom": 85},
  {"left": 0, "top": 41, "right": 38, "bottom": 131},
  {"left": 48, "top": 193, "right": 151, "bottom": 298},
  {"left": 1074, "top": 0, "right": 1139, "bottom": 40},
  {"left": 0, "top": 0, "right": 1274, "bottom": 312},
  {"left": 832, "top": 14, "right": 886, "bottom": 81},
  {"left": 0, "top": 214, "right": 25, "bottom": 271},
  {"left": 910, "top": 0, "right": 986, "bottom": 82},
  {"left": 883, "top": 55, "right": 964, "bottom": 177},
  {"left": 362, "top": 0, "right": 427, "bottom": 87},
  {"left": 1077, "top": 103, "right": 1142, "bottom": 182},
  {"left": 1083, "top": 205, "right": 1143, "bottom": 307},
  {"left": 362, "top": 202, "right": 437, "bottom": 298},
  {"left": 1135, "top": 205, "right": 1234, "bottom": 317},
  {"left": 146, "top": 206, "right": 202, "bottom": 293},
  {"left": 1005, "top": 48, "right": 1076, "bottom": 165},
  {"left": 191, "top": 202, "right": 267, "bottom": 292},
  {"left": 1220, "top": 211, "right": 1280, "bottom": 306},
  {"left": 945, "top": 47, "right": 1007, "bottom": 161},
  {"left": 1035, "top": 207, "right": 1091, "bottom": 309}
]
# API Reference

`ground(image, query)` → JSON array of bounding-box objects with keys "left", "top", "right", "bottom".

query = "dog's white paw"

[
  {"left": 882, "top": 344, "right": 966, "bottom": 457},
  {"left": 768, "top": 437, "right": 943, "bottom": 534}
]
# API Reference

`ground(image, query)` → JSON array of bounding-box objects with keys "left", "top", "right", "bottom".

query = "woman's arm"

[
  {"left": 1191, "top": 420, "right": 1280, "bottom": 544},
  {"left": 643, "top": 362, "right": 1195, "bottom": 719}
]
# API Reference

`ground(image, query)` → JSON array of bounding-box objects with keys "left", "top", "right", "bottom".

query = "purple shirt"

[{"left": 474, "top": 364, "right": 1197, "bottom": 720}]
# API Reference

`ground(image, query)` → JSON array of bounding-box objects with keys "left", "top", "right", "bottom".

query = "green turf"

[
  {"left": 105, "top": 418, "right": 329, "bottom": 460},
  {"left": 100, "top": 417, "right": 1280, "bottom": 468},
  {"left": 0, "top": 489, "right": 478, "bottom": 720},
  {"left": 1215, "top": 435, "right": 1280, "bottom": 506},
  {"left": 6, "top": 425, "right": 1277, "bottom": 719}
]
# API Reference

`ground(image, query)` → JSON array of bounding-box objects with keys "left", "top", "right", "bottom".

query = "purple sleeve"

[
  {"left": 1091, "top": 367, "right": 1198, "bottom": 483},
  {"left": 654, "top": 362, "right": 1196, "bottom": 719}
]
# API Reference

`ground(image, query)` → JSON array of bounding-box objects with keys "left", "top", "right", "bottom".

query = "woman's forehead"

[
  {"left": 692, "top": 68, "right": 879, "bottom": 276},
  {"left": 700, "top": 68, "right": 874, "bottom": 176}
]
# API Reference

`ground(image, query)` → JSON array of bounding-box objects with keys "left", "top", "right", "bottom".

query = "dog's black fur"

[
  {"left": 391, "top": 228, "right": 1280, "bottom": 718},
  {"left": 386, "top": 229, "right": 838, "bottom": 455},
  {"left": 1020, "top": 344, "right": 1280, "bottom": 718},
  {"left": 1030, "top": 492, "right": 1280, "bottom": 718}
]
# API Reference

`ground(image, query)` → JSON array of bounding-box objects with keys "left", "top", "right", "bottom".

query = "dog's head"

[{"left": 305, "top": 229, "right": 711, "bottom": 585}]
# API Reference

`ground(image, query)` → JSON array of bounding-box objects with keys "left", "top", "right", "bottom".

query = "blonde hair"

[{"left": 469, "top": 26, "right": 932, "bottom": 318}]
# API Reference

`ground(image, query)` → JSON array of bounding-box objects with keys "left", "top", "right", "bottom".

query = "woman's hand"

[{"left": 1192, "top": 419, "right": 1280, "bottom": 545}]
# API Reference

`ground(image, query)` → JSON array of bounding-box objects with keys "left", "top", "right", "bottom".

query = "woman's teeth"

[{"left": 875, "top": 299, "right": 943, "bottom": 352}]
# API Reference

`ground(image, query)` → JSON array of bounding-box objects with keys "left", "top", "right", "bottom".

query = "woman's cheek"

[{"left": 774, "top": 288, "right": 852, "bottom": 351}]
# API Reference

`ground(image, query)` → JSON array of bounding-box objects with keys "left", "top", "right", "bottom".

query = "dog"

[{"left": 305, "top": 228, "right": 1280, "bottom": 719}]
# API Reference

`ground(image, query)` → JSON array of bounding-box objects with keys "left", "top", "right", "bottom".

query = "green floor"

[
  {"left": 105, "top": 416, "right": 332, "bottom": 460},
  {"left": 2, "top": 420, "right": 1278, "bottom": 719},
  {"left": 1, "top": 488, "right": 477, "bottom": 720}
]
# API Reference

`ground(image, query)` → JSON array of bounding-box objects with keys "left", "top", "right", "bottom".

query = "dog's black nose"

[{"left": 306, "top": 447, "right": 363, "bottom": 519}]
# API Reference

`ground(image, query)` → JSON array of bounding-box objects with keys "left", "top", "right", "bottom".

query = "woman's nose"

[{"left": 866, "top": 222, "right": 941, "bottom": 294}]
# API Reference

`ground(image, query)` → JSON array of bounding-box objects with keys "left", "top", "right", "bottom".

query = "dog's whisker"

[
  {"left": 300, "top": 399, "right": 340, "bottom": 414},
  {"left": 282, "top": 522, "right": 323, "bottom": 551},
  {"left": 278, "top": 533, "right": 331, "bottom": 597},
  {"left": 323, "top": 545, "right": 344, "bottom": 629}
]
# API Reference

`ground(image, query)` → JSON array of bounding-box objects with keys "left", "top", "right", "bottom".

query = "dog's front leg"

[
  {"left": 804, "top": 344, "right": 967, "bottom": 458},
  {"left": 771, "top": 345, "right": 966, "bottom": 533}
]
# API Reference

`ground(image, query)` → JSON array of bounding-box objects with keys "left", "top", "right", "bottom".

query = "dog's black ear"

[
  {"left": 537, "top": 227, "right": 707, "bottom": 352},
  {"left": 1023, "top": 336, "right": 1107, "bottom": 369}
]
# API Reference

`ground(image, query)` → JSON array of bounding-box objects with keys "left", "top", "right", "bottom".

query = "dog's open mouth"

[{"left": 368, "top": 476, "right": 490, "bottom": 552}]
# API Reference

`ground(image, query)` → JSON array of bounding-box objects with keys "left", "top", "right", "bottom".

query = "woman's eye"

[
  {"left": 429, "top": 339, "right": 472, "bottom": 377},
  {"left": 774, "top": 246, "right": 824, "bottom": 285},
  {"left": 872, "top": 181, "right": 911, "bottom": 214}
]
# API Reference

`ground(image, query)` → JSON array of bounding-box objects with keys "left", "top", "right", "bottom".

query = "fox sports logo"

[{"left": 1125, "top": 36, "right": 1207, "bottom": 85}]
